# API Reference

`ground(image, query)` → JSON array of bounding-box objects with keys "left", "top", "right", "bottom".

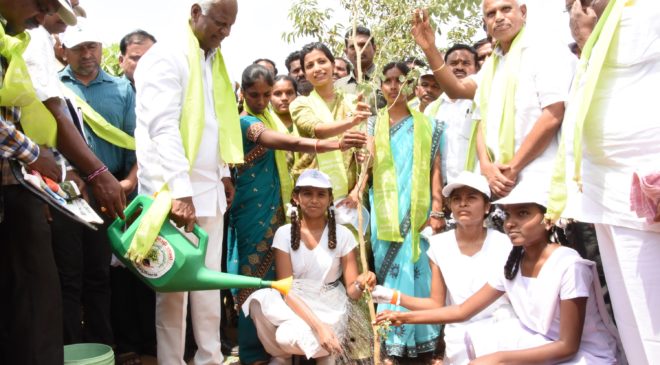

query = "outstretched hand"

[
  {"left": 411, "top": 9, "right": 435, "bottom": 51},
  {"left": 340, "top": 130, "right": 367, "bottom": 151},
  {"left": 351, "top": 93, "right": 372, "bottom": 126},
  {"left": 375, "top": 310, "right": 405, "bottom": 327}
]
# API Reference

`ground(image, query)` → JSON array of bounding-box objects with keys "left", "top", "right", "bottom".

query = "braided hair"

[
  {"left": 327, "top": 202, "right": 337, "bottom": 250},
  {"left": 290, "top": 199, "right": 302, "bottom": 251},
  {"left": 504, "top": 246, "right": 524, "bottom": 280}
]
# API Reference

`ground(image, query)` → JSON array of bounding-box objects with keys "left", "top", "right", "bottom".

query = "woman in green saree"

[
  {"left": 228, "top": 64, "right": 366, "bottom": 365},
  {"left": 290, "top": 42, "right": 372, "bottom": 209}
]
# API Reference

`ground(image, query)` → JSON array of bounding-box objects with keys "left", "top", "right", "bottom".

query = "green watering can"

[{"left": 108, "top": 195, "right": 291, "bottom": 294}]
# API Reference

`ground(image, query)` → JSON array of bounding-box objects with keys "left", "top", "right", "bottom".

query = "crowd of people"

[{"left": 1, "top": 0, "right": 659, "bottom": 364}]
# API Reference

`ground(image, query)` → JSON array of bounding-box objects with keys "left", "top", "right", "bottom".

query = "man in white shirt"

[
  {"left": 412, "top": 0, "right": 575, "bottom": 197},
  {"left": 134, "top": 0, "right": 238, "bottom": 363},
  {"left": 432, "top": 44, "right": 479, "bottom": 184},
  {"left": 559, "top": 1, "right": 660, "bottom": 362}
]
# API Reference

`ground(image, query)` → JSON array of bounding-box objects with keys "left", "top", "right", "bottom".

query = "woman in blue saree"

[
  {"left": 228, "top": 64, "right": 366, "bottom": 365},
  {"left": 368, "top": 62, "right": 445, "bottom": 363}
]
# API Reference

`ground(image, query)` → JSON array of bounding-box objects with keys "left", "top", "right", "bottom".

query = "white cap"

[
  {"left": 493, "top": 179, "right": 548, "bottom": 207},
  {"left": 442, "top": 171, "right": 491, "bottom": 198},
  {"left": 295, "top": 169, "right": 332, "bottom": 189},
  {"left": 418, "top": 67, "right": 434, "bottom": 79},
  {"left": 61, "top": 19, "right": 101, "bottom": 48},
  {"left": 57, "top": 0, "right": 77, "bottom": 26},
  {"left": 73, "top": 3, "right": 86, "bottom": 18}
]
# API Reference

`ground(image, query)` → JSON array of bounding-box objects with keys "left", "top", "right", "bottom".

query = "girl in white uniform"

[
  {"left": 243, "top": 169, "right": 376, "bottom": 365},
  {"left": 376, "top": 182, "right": 621, "bottom": 364},
  {"left": 372, "top": 171, "right": 517, "bottom": 364}
]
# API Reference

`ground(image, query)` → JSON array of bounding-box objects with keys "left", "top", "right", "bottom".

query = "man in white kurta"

[
  {"left": 471, "top": 29, "right": 575, "bottom": 193},
  {"left": 560, "top": 0, "right": 660, "bottom": 362},
  {"left": 134, "top": 1, "right": 238, "bottom": 363},
  {"left": 431, "top": 44, "right": 479, "bottom": 184}
]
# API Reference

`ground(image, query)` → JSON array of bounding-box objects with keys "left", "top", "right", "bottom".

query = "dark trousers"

[
  {"left": 50, "top": 201, "right": 113, "bottom": 345},
  {"left": 0, "top": 185, "right": 64, "bottom": 365},
  {"left": 110, "top": 266, "right": 156, "bottom": 355}
]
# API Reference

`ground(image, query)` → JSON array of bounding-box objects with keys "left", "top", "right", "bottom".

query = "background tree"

[
  {"left": 283, "top": 0, "right": 482, "bottom": 106},
  {"left": 283, "top": 0, "right": 482, "bottom": 77},
  {"left": 101, "top": 42, "right": 122, "bottom": 77}
]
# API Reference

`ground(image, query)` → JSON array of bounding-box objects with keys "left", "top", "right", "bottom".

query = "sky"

[
  {"left": 81, "top": 0, "right": 571, "bottom": 82},
  {"left": 83, "top": 0, "right": 349, "bottom": 82}
]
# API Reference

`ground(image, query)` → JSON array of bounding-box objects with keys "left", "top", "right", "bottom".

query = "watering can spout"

[
  {"left": 268, "top": 276, "right": 293, "bottom": 296},
  {"left": 193, "top": 269, "right": 292, "bottom": 295}
]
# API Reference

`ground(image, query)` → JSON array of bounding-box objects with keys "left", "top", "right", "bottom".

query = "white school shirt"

[
  {"left": 427, "top": 229, "right": 515, "bottom": 365},
  {"left": 488, "top": 247, "right": 618, "bottom": 364},
  {"left": 134, "top": 35, "right": 230, "bottom": 217},
  {"left": 472, "top": 32, "right": 575, "bottom": 186},
  {"left": 563, "top": 0, "right": 660, "bottom": 232},
  {"left": 433, "top": 94, "right": 475, "bottom": 184}
]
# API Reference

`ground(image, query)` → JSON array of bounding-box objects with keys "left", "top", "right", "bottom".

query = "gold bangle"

[{"left": 432, "top": 63, "right": 446, "bottom": 73}]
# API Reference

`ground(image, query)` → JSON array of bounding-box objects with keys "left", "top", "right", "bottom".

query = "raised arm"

[{"left": 411, "top": 9, "right": 478, "bottom": 100}]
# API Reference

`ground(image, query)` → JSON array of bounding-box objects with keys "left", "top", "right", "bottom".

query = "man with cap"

[
  {"left": 55, "top": 20, "right": 137, "bottom": 345},
  {"left": 413, "top": 67, "right": 443, "bottom": 115},
  {"left": 0, "top": 1, "right": 80, "bottom": 364},
  {"left": 22, "top": 0, "right": 127, "bottom": 221}
]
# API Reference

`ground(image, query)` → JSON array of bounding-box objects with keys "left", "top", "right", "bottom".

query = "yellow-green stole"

[
  {"left": 126, "top": 23, "right": 243, "bottom": 262},
  {"left": 465, "top": 27, "right": 526, "bottom": 171},
  {"left": 243, "top": 101, "right": 294, "bottom": 213},
  {"left": 304, "top": 89, "right": 354, "bottom": 198},
  {"left": 372, "top": 107, "right": 432, "bottom": 262}
]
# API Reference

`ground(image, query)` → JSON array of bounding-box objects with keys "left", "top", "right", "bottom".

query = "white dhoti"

[
  {"left": 156, "top": 214, "right": 224, "bottom": 365},
  {"left": 595, "top": 224, "right": 660, "bottom": 365}
]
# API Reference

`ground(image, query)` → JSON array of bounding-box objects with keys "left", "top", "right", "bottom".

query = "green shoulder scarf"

[
  {"left": 372, "top": 107, "right": 432, "bottom": 262},
  {"left": 465, "top": 27, "right": 526, "bottom": 171},
  {"left": 546, "top": 0, "right": 627, "bottom": 222},
  {"left": 126, "top": 23, "right": 243, "bottom": 262},
  {"left": 244, "top": 101, "right": 294, "bottom": 212},
  {"left": 0, "top": 26, "right": 34, "bottom": 107},
  {"left": 21, "top": 83, "right": 136, "bottom": 149},
  {"left": 304, "top": 89, "right": 355, "bottom": 198}
]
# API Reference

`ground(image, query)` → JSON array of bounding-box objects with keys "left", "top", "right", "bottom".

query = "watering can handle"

[{"left": 191, "top": 223, "right": 209, "bottom": 256}]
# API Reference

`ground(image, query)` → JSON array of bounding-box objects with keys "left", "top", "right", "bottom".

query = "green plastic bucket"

[{"left": 63, "top": 343, "right": 114, "bottom": 365}]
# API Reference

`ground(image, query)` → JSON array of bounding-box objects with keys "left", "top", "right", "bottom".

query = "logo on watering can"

[{"left": 134, "top": 235, "right": 175, "bottom": 278}]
